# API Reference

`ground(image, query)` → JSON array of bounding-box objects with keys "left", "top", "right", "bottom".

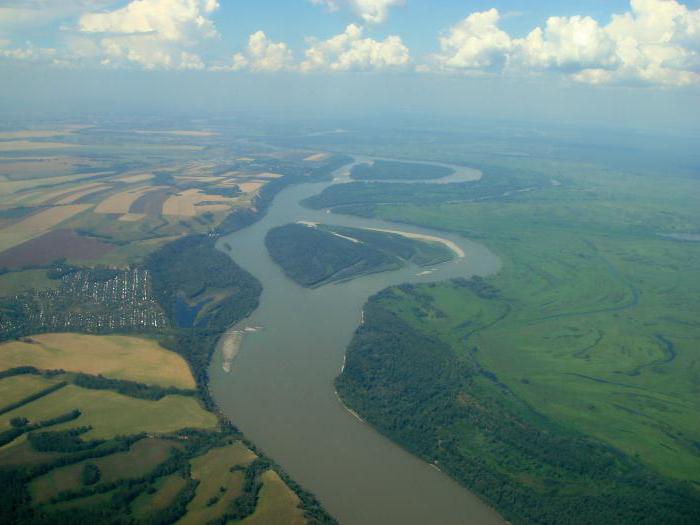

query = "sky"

[{"left": 1, "top": 0, "right": 699, "bottom": 131}]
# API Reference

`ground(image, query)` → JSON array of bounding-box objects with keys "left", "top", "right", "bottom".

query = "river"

[{"left": 209, "top": 157, "right": 505, "bottom": 525}]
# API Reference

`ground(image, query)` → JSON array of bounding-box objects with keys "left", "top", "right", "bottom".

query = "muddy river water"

[{"left": 209, "top": 157, "right": 505, "bottom": 525}]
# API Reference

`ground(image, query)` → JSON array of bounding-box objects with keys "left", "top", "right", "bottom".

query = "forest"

[
  {"left": 336, "top": 281, "right": 700, "bottom": 525},
  {"left": 350, "top": 160, "right": 453, "bottom": 181},
  {"left": 265, "top": 223, "right": 453, "bottom": 288}
]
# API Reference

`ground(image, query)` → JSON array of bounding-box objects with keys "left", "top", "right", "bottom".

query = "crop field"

[
  {"left": 30, "top": 438, "right": 180, "bottom": 503},
  {"left": 0, "top": 229, "right": 113, "bottom": 267},
  {"left": 0, "top": 374, "right": 58, "bottom": 406},
  {"left": 179, "top": 443, "right": 257, "bottom": 524},
  {"left": 94, "top": 185, "right": 166, "bottom": 214},
  {"left": 0, "top": 333, "right": 195, "bottom": 389},
  {"left": 0, "top": 383, "right": 216, "bottom": 439},
  {"left": 162, "top": 188, "right": 236, "bottom": 217},
  {"left": 240, "top": 470, "right": 306, "bottom": 525},
  {"left": 0, "top": 269, "right": 59, "bottom": 296},
  {"left": 0, "top": 204, "right": 91, "bottom": 252},
  {"left": 53, "top": 184, "right": 111, "bottom": 205},
  {"left": 131, "top": 473, "right": 188, "bottom": 520},
  {"left": 343, "top": 154, "right": 700, "bottom": 483}
]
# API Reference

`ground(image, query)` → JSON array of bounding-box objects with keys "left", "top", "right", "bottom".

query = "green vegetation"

[
  {"left": 265, "top": 223, "right": 453, "bottom": 287},
  {"left": 329, "top": 149, "right": 700, "bottom": 523},
  {"left": 350, "top": 160, "right": 453, "bottom": 181},
  {"left": 338, "top": 281, "right": 700, "bottom": 525}
]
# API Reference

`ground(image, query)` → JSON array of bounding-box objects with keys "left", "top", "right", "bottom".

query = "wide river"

[{"left": 209, "top": 157, "right": 505, "bottom": 525}]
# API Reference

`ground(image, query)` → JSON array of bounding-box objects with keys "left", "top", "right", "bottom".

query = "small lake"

[{"left": 210, "top": 158, "right": 505, "bottom": 525}]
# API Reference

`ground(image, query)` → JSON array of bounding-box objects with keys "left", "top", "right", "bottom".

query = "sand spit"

[
  {"left": 220, "top": 326, "right": 262, "bottom": 372},
  {"left": 364, "top": 227, "right": 465, "bottom": 258}
]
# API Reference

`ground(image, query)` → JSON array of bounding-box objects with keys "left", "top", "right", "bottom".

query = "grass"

[
  {"left": 0, "top": 375, "right": 60, "bottom": 409},
  {"left": 178, "top": 442, "right": 257, "bottom": 525},
  {"left": 30, "top": 437, "right": 180, "bottom": 503},
  {"left": 357, "top": 158, "right": 700, "bottom": 482},
  {"left": 0, "top": 270, "right": 59, "bottom": 298},
  {"left": 131, "top": 473, "right": 188, "bottom": 520},
  {"left": 239, "top": 470, "right": 306, "bottom": 525},
  {"left": 0, "top": 384, "right": 217, "bottom": 439},
  {"left": 0, "top": 333, "right": 196, "bottom": 389}
]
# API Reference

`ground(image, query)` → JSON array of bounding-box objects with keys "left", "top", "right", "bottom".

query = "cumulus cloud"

[
  {"left": 432, "top": 0, "right": 700, "bottom": 86},
  {"left": 300, "top": 23, "right": 410, "bottom": 71},
  {"left": 310, "top": 0, "right": 404, "bottom": 24},
  {"left": 213, "top": 31, "right": 294, "bottom": 72},
  {"left": 77, "top": 0, "right": 219, "bottom": 70}
]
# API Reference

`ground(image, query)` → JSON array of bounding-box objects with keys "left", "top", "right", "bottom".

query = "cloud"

[
  {"left": 213, "top": 31, "right": 294, "bottom": 72},
  {"left": 432, "top": 0, "right": 700, "bottom": 86},
  {"left": 435, "top": 9, "right": 512, "bottom": 71},
  {"left": 76, "top": 0, "right": 219, "bottom": 70},
  {"left": 300, "top": 23, "right": 410, "bottom": 71},
  {"left": 310, "top": 0, "right": 404, "bottom": 24}
]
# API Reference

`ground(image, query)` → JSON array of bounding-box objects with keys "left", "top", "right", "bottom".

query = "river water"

[{"left": 209, "top": 158, "right": 505, "bottom": 525}]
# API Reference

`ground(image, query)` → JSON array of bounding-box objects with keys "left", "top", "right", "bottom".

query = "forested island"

[
  {"left": 264, "top": 223, "right": 453, "bottom": 288},
  {"left": 350, "top": 160, "right": 454, "bottom": 181}
]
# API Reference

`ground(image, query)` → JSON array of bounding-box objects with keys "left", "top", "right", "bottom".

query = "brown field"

[
  {"left": 118, "top": 213, "right": 146, "bottom": 222},
  {"left": 240, "top": 470, "right": 306, "bottom": 525},
  {"left": 0, "top": 204, "right": 91, "bottom": 252},
  {"left": 0, "top": 141, "right": 76, "bottom": 152},
  {"left": 218, "top": 171, "right": 244, "bottom": 180},
  {"left": 30, "top": 438, "right": 179, "bottom": 504},
  {"left": 0, "top": 157, "right": 94, "bottom": 180},
  {"left": 0, "top": 229, "right": 113, "bottom": 268},
  {"left": 0, "top": 333, "right": 195, "bottom": 389},
  {"left": 132, "top": 129, "right": 218, "bottom": 137},
  {"left": 129, "top": 189, "right": 172, "bottom": 216},
  {"left": 53, "top": 184, "right": 111, "bottom": 205},
  {"left": 303, "top": 152, "right": 330, "bottom": 162},
  {"left": 254, "top": 172, "right": 283, "bottom": 179},
  {"left": 174, "top": 176, "right": 224, "bottom": 183},
  {"left": 163, "top": 189, "right": 235, "bottom": 217},
  {"left": 179, "top": 443, "right": 257, "bottom": 525},
  {"left": 237, "top": 181, "right": 265, "bottom": 194},
  {"left": 114, "top": 173, "right": 154, "bottom": 184},
  {"left": 94, "top": 185, "right": 165, "bottom": 214},
  {"left": 0, "top": 173, "right": 99, "bottom": 203}
]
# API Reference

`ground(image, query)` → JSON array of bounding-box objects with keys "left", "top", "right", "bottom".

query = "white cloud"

[
  {"left": 300, "top": 23, "right": 410, "bottom": 71},
  {"left": 77, "top": 0, "right": 219, "bottom": 70},
  {"left": 435, "top": 9, "right": 512, "bottom": 71},
  {"left": 0, "top": 44, "right": 56, "bottom": 62},
  {"left": 214, "top": 31, "right": 293, "bottom": 72},
  {"left": 310, "top": 0, "right": 404, "bottom": 24},
  {"left": 432, "top": 0, "right": 700, "bottom": 86}
]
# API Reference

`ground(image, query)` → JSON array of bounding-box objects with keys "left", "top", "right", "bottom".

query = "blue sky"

[{"left": 0, "top": 1, "right": 699, "bottom": 129}]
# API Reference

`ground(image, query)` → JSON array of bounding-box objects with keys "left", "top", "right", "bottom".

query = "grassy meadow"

[{"left": 361, "top": 162, "right": 700, "bottom": 482}]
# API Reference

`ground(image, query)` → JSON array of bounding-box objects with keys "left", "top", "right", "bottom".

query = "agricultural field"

[
  {"left": 0, "top": 121, "right": 346, "bottom": 269},
  {"left": 0, "top": 120, "right": 347, "bottom": 525},
  {"left": 0, "top": 333, "right": 194, "bottom": 389}
]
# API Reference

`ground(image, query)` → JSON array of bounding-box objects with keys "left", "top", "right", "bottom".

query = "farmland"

[{"left": 0, "top": 119, "right": 347, "bottom": 525}]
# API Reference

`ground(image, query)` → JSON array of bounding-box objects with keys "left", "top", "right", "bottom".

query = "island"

[{"left": 264, "top": 222, "right": 455, "bottom": 288}]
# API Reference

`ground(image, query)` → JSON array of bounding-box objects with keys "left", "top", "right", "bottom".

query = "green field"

[
  {"left": 363, "top": 166, "right": 700, "bottom": 482},
  {"left": 329, "top": 148, "right": 700, "bottom": 523}
]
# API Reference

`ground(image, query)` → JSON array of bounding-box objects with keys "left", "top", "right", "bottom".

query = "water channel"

[{"left": 209, "top": 157, "right": 505, "bottom": 525}]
